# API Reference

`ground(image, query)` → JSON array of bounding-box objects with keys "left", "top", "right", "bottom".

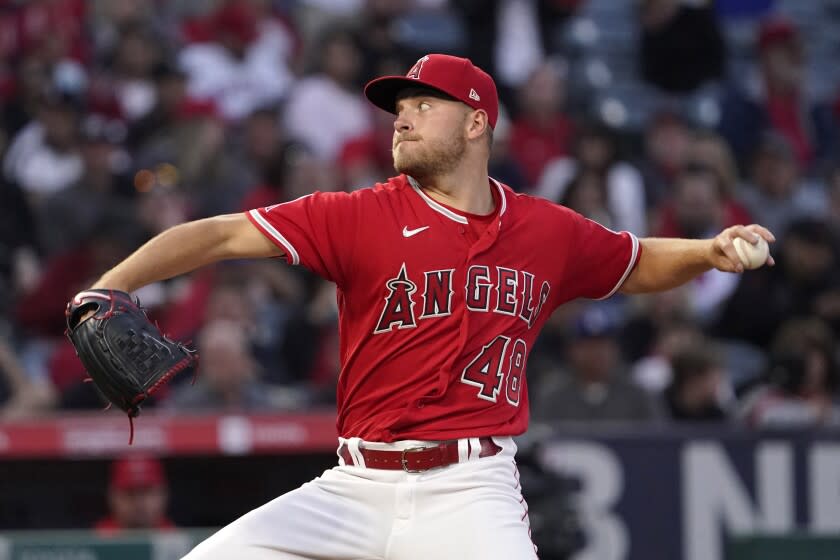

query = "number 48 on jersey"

[{"left": 461, "top": 336, "right": 527, "bottom": 406}]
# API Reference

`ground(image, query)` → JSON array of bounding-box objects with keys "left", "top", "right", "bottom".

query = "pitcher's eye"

[{"left": 419, "top": 102, "right": 431, "bottom": 111}]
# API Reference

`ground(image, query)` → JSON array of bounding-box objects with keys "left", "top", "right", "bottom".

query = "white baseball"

[{"left": 733, "top": 236, "right": 769, "bottom": 270}]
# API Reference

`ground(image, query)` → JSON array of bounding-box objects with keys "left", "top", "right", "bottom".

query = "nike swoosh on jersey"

[{"left": 402, "top": 226, "right": 430, "bottom": 238}]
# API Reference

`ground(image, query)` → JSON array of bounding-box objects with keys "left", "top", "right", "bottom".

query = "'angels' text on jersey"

[{"left": 373, "top": 263, "right": 551, "bottom": 334}]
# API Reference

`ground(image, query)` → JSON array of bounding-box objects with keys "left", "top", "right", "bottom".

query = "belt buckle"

[{"left": 400, "top": 446, "right": 428, "bottom": 473}]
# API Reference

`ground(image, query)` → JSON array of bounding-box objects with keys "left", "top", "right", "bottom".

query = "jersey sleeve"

[
  {"left": 558, "top": 209, "right": 641, "bottom": 301},
  {"left": 245, "top": 191, "right": 357, "bottom": 285}
]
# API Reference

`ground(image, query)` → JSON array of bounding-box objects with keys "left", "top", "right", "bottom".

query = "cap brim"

[{"left": 364, "top": 76, "right": 455, "bottom": 115}]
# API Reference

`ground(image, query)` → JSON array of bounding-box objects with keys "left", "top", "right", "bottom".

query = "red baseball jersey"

[{"left": 246, "top": 175, "right": 640, "bottom": 442}]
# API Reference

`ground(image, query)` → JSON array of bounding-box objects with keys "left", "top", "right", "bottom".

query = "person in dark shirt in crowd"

[
  {"left": 738, "top": 317, "right": 839, "bottom": 428},
  {"left": 532, "top": 306, "right": 661, "bottom": 424},
  {"left": 655, "top": 161, "right": 749, "bottom": 239},
  {"left": 740, "top": 132, "right": 828, "bottom": 240},
  {"left": 640, "top": 0, "right": 725, "bottom": 93},
  {"left": 640, "top": 108, "right": 693, "bottom": 209},
  {"left": 718, "top": 18, "right": 837, "bottom": 173},
  {"left": 509, "top": 60, "right": 574, "bottom": 188},
  {"left": 163, "top": 319, "right": 283, "bottom": 412},
  {"left": 94, "top": 455, "right": 175, "bottom": 533},
  {"left": 714, "top": 218, "right": 840, "bottom": 347},
  {"left": 664, "top": 342, "right": 730, "bottom": 421}
]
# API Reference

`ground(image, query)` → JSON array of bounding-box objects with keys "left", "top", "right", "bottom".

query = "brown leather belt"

[{"left": 339, "top": 437, "right": 502, "bottom": 473}]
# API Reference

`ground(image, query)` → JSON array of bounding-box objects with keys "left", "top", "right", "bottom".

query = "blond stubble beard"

[{"left": 392, "top": 131, "right": 467, "bottom": 181}]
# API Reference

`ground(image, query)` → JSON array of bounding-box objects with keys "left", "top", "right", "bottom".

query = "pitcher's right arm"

[{"left": 91, "top": 213, "right": 282, "bottom": 293}]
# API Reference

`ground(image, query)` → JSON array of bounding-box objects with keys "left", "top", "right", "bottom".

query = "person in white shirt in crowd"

[
  {"left": 3, "top": 92, "right": 83, "bottom": 203},
  {"left": 283, "top": 27, "right": 373, "bottom": 163},
  {"left": 178, "top": 1, "right": 295, "bottom": 122},
  {"left": 535, "top": 120, "right": 647, "bottom": 236}
]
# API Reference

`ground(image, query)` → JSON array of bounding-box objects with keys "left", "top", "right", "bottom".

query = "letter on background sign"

[
  {"left": 682, "top": 442, "right": 793, "bottom": 560},
  {"left": 540, "top": 442, "right": 628, "bottom": 560},
  {"left": 810, "top": 444, "right": 840, "bottom": 533}
]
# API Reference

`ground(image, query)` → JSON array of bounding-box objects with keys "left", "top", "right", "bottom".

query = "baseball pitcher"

[{"left": 66, "top": 54, "right": 774, "bottom": 559}]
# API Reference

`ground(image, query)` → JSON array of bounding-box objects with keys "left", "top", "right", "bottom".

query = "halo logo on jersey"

[{"left": 374, "top": 263, "right": 418, "bottom": 333}]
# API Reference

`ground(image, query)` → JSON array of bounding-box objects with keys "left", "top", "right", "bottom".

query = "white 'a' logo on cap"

[
  {"left": 407, "top": 56, "right": 430, "bottom": 79},
  {"left": 469, "top": 88, "right": 481, "bottom": 101}
]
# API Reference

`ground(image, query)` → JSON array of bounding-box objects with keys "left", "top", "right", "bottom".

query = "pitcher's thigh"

[
  {"left": 183, "top": 474, "right": 386, "bottom": 560},
  {"left": 390, "top": 485, "right": 538, "bottom": 560}
]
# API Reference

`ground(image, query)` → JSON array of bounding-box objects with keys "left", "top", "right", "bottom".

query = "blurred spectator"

[
  {"left": 509, "top": 59, "right": 574, "bottom": 189},
  {"left": 689, "top": 129, "right": 747, "bottom": 201},
  {"left": 718, "top": 18, "right": 837, "bottom": 173},
  {"left": 640, "top": 0, "right": 725, "bottom": 93},
  {"left": 0, "top": 334, "right": 57, "bottom": 420},
  {"left": 125, "top": 63, "right": 191, "bottom": 150},
  {"left": 486, "top": 106, "right": 527, "bottom": 191},
  {"left": 237, "top": 107, "right": 286, "bottom": 190},
  {"left": 639, "top": 109, "right": 692, "bottom": 209},
  {"left": 293, "top": 0, "right": 367, "bottom": 43},
  {"left": 621, "top": 284, "right": 694, "bottom": 362},
  {"left": 536, "top": 121, "right": 647, "bottom": 235},
  {"left": 454, "top": 0, "right": 582, "bottom": 98},
  {"left": 16, "top": 215, "right": 138, "bottom": 339},
  {"left": 740, "top": 132, "right": 827, "bottom": 239},
  {"left": 713, "top": 218, "right": 840, "bottom": 347},
  {"left": 3, "top": 92, "right": 84, "bottom": 203},
  {"left": 37, "top": 115, "right": 135, "bottom": 255},
  {"left": 738, "top": 318, "right": 840, "bottom": 428},
  {"left": 829, "top": 165, "right": 840, "bottom": 227},
  {"left": 630, "top": 319, "right": 703, "bottom": 393},
  {"left": 656, "top": 161, "right": 751, "bottom": 239},
  {"left": 88, "top": 0, "right": 165, "bottom": 55},
  {"left": 0, "top": 180, "right": 39, "bottom": 318},
  {"left": 94, "top": 455, "right": 175, "bottom": 533},
  {"left": 532, "top": 306, "right": 661, "bottom": 423},
  {"left": 353, "top": 1, "right": 412, "bottom": 83},
  {"left": 240, "top": 140, "right": 313, "bottom": 209},
  {"left": 284, "top": 27, "right": 372, "bottom": 163},
  {"left": 557, "top": 171, "right": 614, "bottom": 229},
  {"left": 655, "top": 162, "right": 742, "bottom": 323},
  {"left": 1, "top": 55, "right": 53, "bottom": 140},
  {"left": 178, "top": 1, "right": 295, "bottom": 122},
  {"left": 339, "top": 104, "right": 397, "bottom": 190},
  {"left": 164, "top": 319, "right": 300, "bottom": 412},
  {"left": 92, "top": 22, "right": 163, "bottom": 122},
  {"left": 664, "top": 342, "right": 731, "bottom": 421}
]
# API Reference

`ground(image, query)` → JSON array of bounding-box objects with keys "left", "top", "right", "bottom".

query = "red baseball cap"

[
  {"left": 364, "top": 54, "right": 499, "bottom": 128},
  {"left": 757, "top": 18, "right": 799, "bottom": 52},
  {"left": 211, "top": 2, "right": 258, "bottom": 44},
  {"left": 110, "top": 456, "right": 166, "bottom": 490}
]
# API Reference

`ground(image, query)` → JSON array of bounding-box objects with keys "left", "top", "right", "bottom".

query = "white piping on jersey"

[
  {"left": 248, "top": 209, "right": 301, "bottom": 265},
  {"left": 489, "top": 177, "right": 507, "bottom": 216},
  {"left": 408, "top": 175, "right": 508, "bottom": 223},
  {"left": 597, "top": 232, "right": 640, "bottom": 300},
  {"left": 407, "top": 176, "right": 468, "bottom": 224}
]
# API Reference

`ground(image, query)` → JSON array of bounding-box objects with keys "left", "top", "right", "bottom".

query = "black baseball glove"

[{"left": 65, "top": 289, "right": 198, "bottom": 442}]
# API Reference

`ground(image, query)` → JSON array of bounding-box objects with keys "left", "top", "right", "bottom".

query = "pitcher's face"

[{"left": 392, "top": 93, "right": 469, "bottom": 179}]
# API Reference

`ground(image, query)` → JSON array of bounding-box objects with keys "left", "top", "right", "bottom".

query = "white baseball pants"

[{"left": 182, "top": 436, "right": 538, "bottom": 559}]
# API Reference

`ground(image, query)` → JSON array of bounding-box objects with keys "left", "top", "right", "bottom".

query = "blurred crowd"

[{"left": 0, "top": 0, "right": 838, "bottom": 430}]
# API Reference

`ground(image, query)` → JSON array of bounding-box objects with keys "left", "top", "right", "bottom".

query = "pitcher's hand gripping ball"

[
  {"left": 65, "top": 289, "right": 198, "bottom": 442},
  {"left": 733, "top": 236, "right": 770, "bottom": 270}
]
